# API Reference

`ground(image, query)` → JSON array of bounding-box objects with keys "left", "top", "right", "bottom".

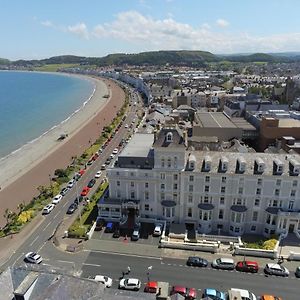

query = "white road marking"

[
  {"left": 63, "top": 201, "right": 69, "bottom": 208},
  {"left": 89, "top": 250, "right": 162, "bottom": 260},
  {"left": 29, "top": 235, "right": 39, "bottom": 246},
  {"left": 42, "top": 222, "right": 51, "bottom": 231},
  {"left": 13, "top": 253, "right": 24, "bottom": 266},
  {"left": 37, "top": 241, "right": 47, "bottom": 253},
  {"left": 83, "top": 263, "right": 102, "bottom": 267},
  {"left": 54, "top": 212, "right": 60, "bottom": 219},
  {"left": 58, "top": 260, "right": 74, "bottom": 264}
]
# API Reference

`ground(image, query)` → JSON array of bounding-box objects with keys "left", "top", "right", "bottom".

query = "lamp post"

[{"left": 147, "top": 266, "right": 152, "bottom": 283}]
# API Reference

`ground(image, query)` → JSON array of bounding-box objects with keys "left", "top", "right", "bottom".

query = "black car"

[
  {"left": 187, "top": 256, "right": 208, "bottom": 267},
  {"left": 73, "top": 196, "right": 83, "bottom": 205},
  {"left": 95, "top": 218, "right": 105, "bottom": 231},
  {"left": 113, "top": 228, "right": 121, "bottom": 238},
  {"left": 60, "top": 187, "right": 69, "bottom": 196},
  {"left": 87, "top": 178, "right": 96, "bottom": 188},
  {"left": 67, "top": 203, "right": 78, "bottom": 214}
]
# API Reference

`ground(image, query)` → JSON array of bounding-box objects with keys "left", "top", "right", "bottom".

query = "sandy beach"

[{"left": 0, "top": 75, "right": 125, "bottom": 227}]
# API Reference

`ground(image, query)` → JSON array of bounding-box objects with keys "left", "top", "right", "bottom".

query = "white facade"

[{"left": 102, "top": 128, "right": 300, "bottom": 237}]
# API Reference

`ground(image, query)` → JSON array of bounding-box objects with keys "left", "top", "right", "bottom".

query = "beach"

[{"left": 0, "top": 75, "right": 125, "bottom": 227}]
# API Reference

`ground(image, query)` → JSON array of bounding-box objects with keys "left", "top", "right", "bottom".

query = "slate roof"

[{"left": 153, "top": 126, "right": 186, "bottom": 148}]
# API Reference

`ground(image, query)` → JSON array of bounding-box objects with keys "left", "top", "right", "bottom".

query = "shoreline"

[
  {"left": 0, "top": 73, "right": 105, "bottom": 190},
  {"left": 0, "top": 75, "right": 125, "bottom": 227}
]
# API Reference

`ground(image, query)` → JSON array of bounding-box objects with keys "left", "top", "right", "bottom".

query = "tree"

[
  {"left": 17, "top": 203, "right": 25, "bottom": 214},
  {"left": 4, "top": 209, "right": 13, "bottom": 226},
  {"left": 54, "top": 169, "right": 68, "bottom": 178}
]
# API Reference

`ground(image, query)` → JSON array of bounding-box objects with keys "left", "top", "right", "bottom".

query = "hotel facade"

[{"left": 99, "top": 126, "right": 300, "bottom": 237}]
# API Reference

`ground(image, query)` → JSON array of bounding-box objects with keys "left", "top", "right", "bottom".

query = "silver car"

[
  {"left": 264, "top": 263, "right": 289, "bottom": 277},
  {"left": 212, "top": 257, "right": 235, "bottom": 270}
]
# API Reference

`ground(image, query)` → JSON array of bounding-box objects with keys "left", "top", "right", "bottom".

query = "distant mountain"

[
  {"left": 0, "top": 58, "right": 10, "bottom": 65},
  {"left": 219, "top": 53, "right": 283, "bottom": 63}
]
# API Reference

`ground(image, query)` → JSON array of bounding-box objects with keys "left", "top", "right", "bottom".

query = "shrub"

[
  {"left": 263, "top": 239, "right": 278, "bottom": 250},
  {"left": 17, "top": 210, "right": 35, "bottom": 224},
  {"left": 54, "top": 169, "right": 68, "bottom": 178}
]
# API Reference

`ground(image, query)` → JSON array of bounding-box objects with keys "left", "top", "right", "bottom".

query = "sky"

[{"left": 2, "top": 0, "right": 300, "bottom": 60}]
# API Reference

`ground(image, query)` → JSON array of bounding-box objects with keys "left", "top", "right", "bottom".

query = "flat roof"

[
  {"left": 194, "top": 112, "right": 237, "bottom": 129},
  {"left": 279, "top": 119, "right": 300, "bottom": 128},
  {"left": 230, "top": 118, "right": 257, "bottom": 131},
  {"left": 120, "top": 133, "right": 154, "bottom": 157}
]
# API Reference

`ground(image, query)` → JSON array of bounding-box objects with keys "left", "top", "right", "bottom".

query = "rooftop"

[
  {"left": 194, "top": 112, "right": 237, "bottom": 129},
  {"left": 278, "top": 119, "right": 300, "bottom": 128},
  {"left": 120, "top": 134, "right": 154, "bottom": 158}
]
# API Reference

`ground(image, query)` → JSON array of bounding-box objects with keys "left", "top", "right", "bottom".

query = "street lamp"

[{"left": 147, "top": 266, "right": 152, "bottom": 283}]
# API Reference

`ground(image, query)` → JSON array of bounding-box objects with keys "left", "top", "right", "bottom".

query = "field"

[{"left": 33, "top": 63, "right": 79, "bottom": 72}]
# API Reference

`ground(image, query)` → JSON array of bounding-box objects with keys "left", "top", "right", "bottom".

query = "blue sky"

[{"left": 2, "top": 0, "right": 300, "bottom": 59}]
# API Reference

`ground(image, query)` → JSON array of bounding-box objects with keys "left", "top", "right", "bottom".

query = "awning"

[
  {"left": 161, "top": 200, "right": 176, "bottom": 207},
  {"left": 265, "top": 207, "right": 280, "bottom": 215},
  {"left": 198, "top": 203, "right": 215, "bottom": 210},
  {"left": 230, "top": 205, "right": 247, "bottom": 212}
]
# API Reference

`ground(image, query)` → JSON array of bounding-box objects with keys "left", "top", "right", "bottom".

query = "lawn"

[{"left": 33, "top": 64, "right": 79, "bottom": 72}]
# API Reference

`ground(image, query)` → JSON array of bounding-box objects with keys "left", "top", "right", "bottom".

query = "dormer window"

[
  {"left": 166, "top": 132, "right": 173, "bottom": 142},
  {"left": 203, "top": 155, "right": 211, "bottom": 172},
  {"left": 290, "top": 159, "right": 300, "bottom": 176},
  {"left": 273, "top": 159, "right": 283, "bottom": 175},
  {"left": 189, "top": 154, "right": 196, "bottom": 170},
  {"left": 237, "top": 157, "right": 246, "bottom": 174},
  {"left": 219, "top": 157, "right": 228, "bottom": 173},
  {"left": 254, "top": 158, "right": 265, "bottom": 174}
]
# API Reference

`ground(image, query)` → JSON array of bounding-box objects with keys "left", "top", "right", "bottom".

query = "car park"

[
  {"left": 228, "top": 288, "right": 257, "bottom": 300},
  {"left": 42, "top": 204, "right": 55, "bottom": 215},
  {"left": 24, "top": 252, "right": 42, "bottom": 264},
  {"left": 60, "top": 187, "right": 69, "bottom": 196},
  {"left": 236, "top": 260, "right": 259, "bottom": 273},
  {"left": 87, "top": 178, "right": 96, "bottom": 188},
  {"left": 144, "top": 281, "right": 158, "bottom": 293},
  {"left": 95, "top": 171, "right": 102, "bottom": 178},
  {"left": 203, "top": 288, "right": 226, "bottom": 300},
  {"left": 119, "top": 278, "right": 141, "bottom": 291},
  {"left": 52, "top": 194, "right": 63, "bottom": 204},
  {"left": 170, "top": 285, "right": 197, "bottom": 300},
  {"left": 212, "top": 257, "right": 235, "bottom": 270},
  {"left": 186, "top": 256, "right": 208, "bottom": 267},
  {"left": 260, "top": 295, "right": 282, "bottom": 300},
  {"left": 295, "top": 266, "right": 300, "bottom": 277},
  {"left": 93, "top": 275, "right": 112, "bottom": 288},
  {"left": 81, "top": 186, "right": 90, "bottom": 196},
  {"left": 264, "top": 263, "right": 289, "bottom": 277},
  {"left": 67, "top": 179, "right": 75, "bottom": 188},
  {"left": 153, "top": 223, "right": 163, "bottom": 236},
  {"left": 67, "top": 203, "right": 78, "bottom": 214}
]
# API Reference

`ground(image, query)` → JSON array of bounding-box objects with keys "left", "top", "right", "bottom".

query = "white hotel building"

[{"left": 99, "top": 126, "right": 300, "bottom": 237}]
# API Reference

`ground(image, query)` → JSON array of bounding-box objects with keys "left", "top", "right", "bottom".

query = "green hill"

[{"left": 0, "top": 58, "right": 10, "bottom": 65}]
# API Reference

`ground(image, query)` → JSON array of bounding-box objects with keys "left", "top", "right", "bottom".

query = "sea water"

[{"left": 0, "top": 71, "right": 94, "bottom": 159}]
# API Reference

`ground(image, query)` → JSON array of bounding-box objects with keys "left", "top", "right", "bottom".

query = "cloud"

[
  {"left": 67, "top": 23, "right": 89, "bottom": 40},
  {"left": 216, "top": 18, "right": 229, "bottom": 28},
  {"left": 41, "top": 20, "right": 54, "bottom": 28}
]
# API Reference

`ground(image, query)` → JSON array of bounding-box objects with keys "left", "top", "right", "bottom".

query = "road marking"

[
  {"left": 42, "top": 222, "right": 51, "bottom": 231},
  {"left": 89, "top": 250, "right": 162, "bottom": 260},
  {"left": 13, "top": 253, "right": 24, "bottom": 267},
  {"left": 63, "top": 201, "right": 69, "bottom": 208},
  {"left": 58, "top": 260, "right": 74, "bottom": 264},
  {"left": 83, "top": 263, "right": 102, "bottom": 267},
  {"left": 54, "top": 212, "right": 60, "bottom": 219},
  {"left": 37, "top": 241, "right": 48, "bottom": 253},
  {"left": 29, "top": 235, "right": 39, "bottom": 246}
]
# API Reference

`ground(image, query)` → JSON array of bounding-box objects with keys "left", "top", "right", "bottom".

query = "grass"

[{"left": 33, "top": 64, "right": 79, "bottom": 72}]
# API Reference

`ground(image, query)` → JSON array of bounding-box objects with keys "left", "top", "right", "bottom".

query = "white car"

[
  {"left": 95, "top": 171, "right": 102, "bottom": 178},
  {"left": 264, "top": 263, "right": 290, "bottom": 277},
  {"left": 228, "top": 288, "right": 257, "bottom": 300},
  {"left": 67, "top": 179, "right": 75, "bottom": 188},
  {"left": 42, "top": 204, "right": 55, "bottom": 214},
  {"left": 93, "top": 275, "right": 113, "bottom": 288},
  {"left": 112, "top": 148, "right": 119, "bottom": 155},
  {"left": 25, "top": 252, "right": 42, "bottom": 264},
  {"left": 125, "top": 124, "right": 129, "bottom": 128},
  {"left": 52, "top": 194, "right": 63, "bottom": 204},
  {"left": 153, "top": 223, "right": 163, "bottom": 236},
  {"left": 119, "top": 278, "right": 141, "bottom": 291}
]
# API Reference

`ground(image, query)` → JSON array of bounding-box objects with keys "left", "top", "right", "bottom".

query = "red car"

[
  {"left": 80, "top": 186, "right": 90, "bottom": 196},
  {"left": 79, "top": 169, "right": 85, "bottom": 176},
  {"left": 236, "top": 260, "right": 259, "bottom": 273},
  {"left": 144, "top": 281, "right": 158, "bottom": 293},
  {"left": 170, "top": 285, "right": 197, "bottom": 300}
]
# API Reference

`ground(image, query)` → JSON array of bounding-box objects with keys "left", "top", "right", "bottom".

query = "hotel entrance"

[{"left": 289, "top": 223, "right": 295, "bottom": 233}]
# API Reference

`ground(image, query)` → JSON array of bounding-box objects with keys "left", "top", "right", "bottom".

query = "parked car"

[
  {"left": 87, "top": 178, "right": 96, "bottom": 188},
  {"left": 113, "top": 228, "right": 121, "bottom": 238},
  {"left": 42, "top": 204, "right": 55, "bottom": 215},
  {"left": 52, "top": 194, "right": 63, "bottom": 204},
  {"left": 112, "top": 148, "right": 119, "bottom": 155},
  {"left": 212, "top": 257, "right": 235, "bottom": 270},
  {"left": 95, "top": 218, "right": 105, "bottom": 231},
  {"left": 125, "top": 124, "right": 129, "bottom": 128},
  {"left": 264, "top": 263, "right": 289, "bottom": 277},
  {"left": 73, "top": 173, "right": 81, "bottom": 181},
  {"left": 95, "top": 171, "right": 102, "bottom": 178},
  {"left": 93, "top": 275, "right": 112, "bottom": 288},
  {"left": 186, "top": 256, "right": 208, "bottom": 267},
  {"left": 228, "top": 288, "right": 257, "bottom": 300},
  {"left": 60, "top": 187, "right": 69, "bottom": 196},
  {"left": 144, "top": 281, "right": 158, "bottom": 293},
  {"left": 153, "top": 223, "right": 163, "bottom": 236},
  {"left": 105, "top": 222, "right": 114, "bottom": 233},
  {"left": 67, "top": 179, "right": 75, "bottom": 188},
  {"left": 203, "top": 288, "right": 226, "bottom": 300},
  {"left": 81, "top": 186, "right": 90, "bottom": 196},
  {"left": 100, "top": 164, "right": 106, "bottom": 170},
  {"left": 105, "top": 158, "right": 111, "bottom": 165},
  {"left": 119, "top": 278, "right": 141, "bottom": 291},
  {"left": 87, "top": 159, "right": 93, "bottom": 166},
  {"left": 236, "top": 260, "right": 259, "bottom": 273},
  {"left": 67, "top": 203, "right": 78, "bottom": 214},
  {"left": 24, "top": 252, "right": 42, "bottom": 264},
  {"left": 131, "top": 229, "right": 140, "bottom": 241},
  {"left": 295, "top": 266, "right": 300, "bottom": 278},
  {"left": 170, "top": 285, "right": 197, "bottom": 300},
  {"left": 260, "top": 295, "right": 282, "bottom": 300},
  {"left": 73, "top": 196, "right": 83, "bottom": 205}
]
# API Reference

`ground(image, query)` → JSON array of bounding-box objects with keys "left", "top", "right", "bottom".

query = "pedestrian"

[{"left": 127, "top": 266, "right": 131, "bottom": 274}]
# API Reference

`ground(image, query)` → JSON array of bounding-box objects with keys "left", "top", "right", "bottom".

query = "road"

[
  {"left": 0, "top": 83, "right": 141, "bottom": 271},
  {"left": 81, "top": 251, "right": 300, "bottom": 300}
]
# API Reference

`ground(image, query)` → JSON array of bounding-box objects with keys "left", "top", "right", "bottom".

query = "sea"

[{"left": 0, "top": 71, "right": 95, "bottom": 159}]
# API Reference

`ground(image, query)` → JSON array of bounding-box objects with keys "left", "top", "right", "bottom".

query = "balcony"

[{"left": 278, "top": 210, "right": 300, "bottom": 218}]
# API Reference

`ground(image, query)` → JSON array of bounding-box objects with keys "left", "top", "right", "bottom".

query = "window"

[
  {"left": 167, "top": 158, "right": 171, "bottom": 168},
  {"left": 173, "top": 174, "right": 178, "bottom": 181},
  {"left": 239, "top": 178, "right": 244, "bottom": 185},
  {"left": 254, "top": 198, "right": 260, "bottom": 206},
  {"left": 204, "top": 196, "right": 209, "bottom": 203},
  {"left": 238, "top": 187, "right": 243, "bottom": 195},
  {"left": 291, "top": 190, "right": 296, "bottom": 197},
  {"left": 145, "top": 204, "right": 149, "bottom": 211},
  {"left": 236, "top": 198, "right": 242, "bottom": 205},
  {"left": 144, "top": 173, "right": 148, "bottom": 177},
  {"left": 204, "top": 185, "right": 209, "bottom": 192},
  {"left": 116, "top": 171, "right": 120, "bottom": 176},
  {"left": 161, "top": 183, "right": 165, "bottom": 190},
  {"left": 173, "top": 193, "right": 177, "bottom": 201},
  {"left": 189, "top": 185, "right": 193, "bottom": 192},
  {"left": 257, "top": 178, "right": 262, "bottom": 185},
  {"left": 218, "top": 209, "right": 224, "bottom": 219},
  {"left": 220, "top": 197, "right": 225, "bottom": 205},
  {"left": 236, "top": 213, "right": 241, "bottom": 223},
  {"left": 230, "top": 226, "right": 234, "bottom": 231},
  {"left": 235, "top": 227, "right": 240, "bottom": 233},
  {"left": 145, "top": 182, "right": 149, "bottom": 188},
  {"left": 293, "top": 180, "right": 298, "bottom": 187},
  {"left": 160, "top": 173, "right": 166, "bottom": 180},
  {"left": 251, "top": 225, "right": 256, "bottom": 232},
  {"left": 275, "top": 189, "right": 280, "bottom": 196},
  {"left": 161, "top": 193, "right": 165, "bottom": 200},
  {"left": 117, "top": 181, "right": 120, "bottom": 186},
  {"left": 221, "top": 176, "right": 227, "bottom": 183},
  {"left": 252, "top": 211, "right": 258, "bottom": 222},
  {"left": 221, "top": 186, "right": 226, "bottom": 193},
  {"left": 256, "top": 188, "right": 261, "bottom": 195},
  {"left": 276, "top": 179, "right": 281, "bottom": 186},
  {"left": 130, "top": 181, "right": 134, "bottom": 187},
  {"left": 264, "top": 228, "right": 269, "bottom": 234},
  {"left": 173, "top": 183, "right": 178, "bottom": 190},
  {"left": 289, "top": 201, "right": 294, "bottom": 210},
  {"left": 188, "top": 208, "right": 192, "bottom": 217},
  {"left": 130, "top": 191, "right": 135, "bottom": 199},
  {"left": 272, "top": 199, "right": 278, "bottom": 207},
  {"left": 205, "top": 176, "right": 210, "bottom": 183},
  {"left": 189, "top": 175, "right": 194, "bottom": 182},
  {"left": 130, "top": 172, "right": 134, "bottom": 177},
  {"left": 174, "top": 157, "right": 177, "bottom": 168},
  {"left": 266, "top": 214, "right": 271, "bottom": 224},
  {"left": 188, "top": 194, "right": 193, "bottom": 203},
  {"left": 145, "top": 191, "right": 149, "bottom": 201},
  {"left": 161, "top": 158, "right": 165, "bottom": 168},
  {"left": 117, "top": 190, "right": 121, "bottom": 198}
]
